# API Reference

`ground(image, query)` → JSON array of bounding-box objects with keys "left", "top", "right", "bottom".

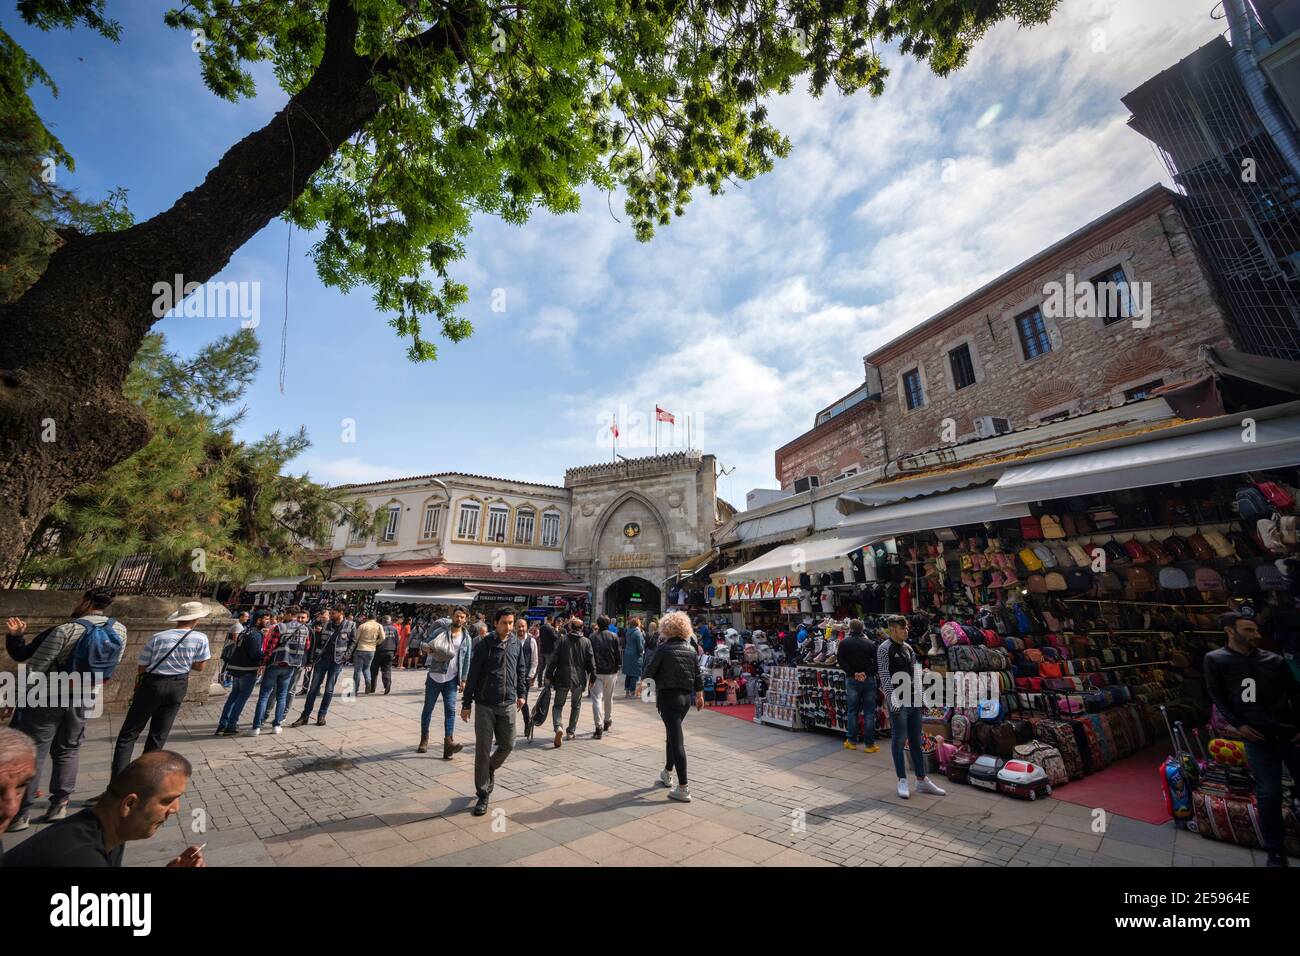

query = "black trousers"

[
  {"left": 112, "top": 674, "right": 189, "bottom": 778},
  {"left": 657, "top": 689, "right": 693, "bottom": 786},
  {"left": 370, "top": 651, "right": 394, "bottom": 692}
]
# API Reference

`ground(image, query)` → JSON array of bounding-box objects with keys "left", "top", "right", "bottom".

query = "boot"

[
  {"left": 444, "top": 736, "right": 464, "bottom": 759},
  {"left": 291, "top": 714, "right": 310, "bottom": 728},
  {"left": 417, "top": 735, "right": 428, "bottom": 753}
]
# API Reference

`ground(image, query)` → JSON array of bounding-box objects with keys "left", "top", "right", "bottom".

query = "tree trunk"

[{"left": 0, "top": 2, "right": 447, "bottom": 580}]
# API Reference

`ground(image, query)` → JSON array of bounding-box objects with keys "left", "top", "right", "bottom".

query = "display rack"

[{"left": 755, "top": 665, "right": 800, "bottom": 729}]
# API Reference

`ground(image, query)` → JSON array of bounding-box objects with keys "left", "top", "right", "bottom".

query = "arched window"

[
  {"left": 486, "top": 504, "right": 509, "bottom": 543},
  {"left": 420, "top": 500, "right": 443, "bottom": 541},
  {"left": 514, "top": 507, "right": 535, "bottom": 546},
  {"left": 455, "top": 501, "right": 481, "bottom": 540},
  {"left": 381, "top": 501, "right": 402, "bottom": 542},
  {"left": 540, "top": 510, "right": 561, "bottom": 549}
]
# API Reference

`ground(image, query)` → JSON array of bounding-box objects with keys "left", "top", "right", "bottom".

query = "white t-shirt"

[
  {"left": 819, "top": 590, "right": 834, "bottom": 613},
  {"left": 428, "top": 628, "right": 466, "bottom": 684}
]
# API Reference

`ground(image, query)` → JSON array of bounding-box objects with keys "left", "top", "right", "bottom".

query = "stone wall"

[
  {"left": 0, "top": 590, "right": 232, "bottom": 715},
  {"left": 774, "top": 399, "right": 883, "bottom": 491}
]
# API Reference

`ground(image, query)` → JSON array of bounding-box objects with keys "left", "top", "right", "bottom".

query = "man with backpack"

[
  {"left": 249, "top": 606, "right": 311, "bottom": 736},
  {"left": 111, "top": 601, "right": 213, "bottom": 778},
  {"left": 545, "top": 618, "right": 596, "bottom": 747},
  {"left": 216, "top": 610, "right": 270, "bottom": 736},
  {"left": 4, "top": 587, "right": 128, "bottom": 832},
  {"left": 291, "top": 606, "right": 357, "bottom": 729}
]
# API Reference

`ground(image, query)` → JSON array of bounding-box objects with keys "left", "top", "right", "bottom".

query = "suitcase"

[
  {"left": 969, "top": 754, "right": 1005, "bottom": 792},
  {"left": 997, "top": 759, "right": 1053, "bottom": 800},
  {"left": 1034, "top": 719, "right": 1086, "bottom": 780},
  {"left": 1191, "top": 788, "right": 1261, "bottom": 848},
  {"left": 947, "top": 749, "right": 976, "bottom": 785},
  {"left": 1014, "top": 741, "right": 1069, "bottom": 787}
]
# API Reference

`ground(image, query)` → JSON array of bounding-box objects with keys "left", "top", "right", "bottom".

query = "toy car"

[
  {"left": 968, "top": 754, "right": 1004, "bottom": 792},
  {"left": 996, "top": 759, "right": 1053, "bottom": 801}
]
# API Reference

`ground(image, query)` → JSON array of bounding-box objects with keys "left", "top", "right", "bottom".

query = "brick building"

[{"left": 773, "top": 184, "right": 1239, "bottom": 490}]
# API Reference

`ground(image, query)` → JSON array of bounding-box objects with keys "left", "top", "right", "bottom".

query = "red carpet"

[
  {"left": 1049, "top": 743, "right": 1171, "bottom": 824},
  {"left": 704, "top": 703, "right": 756, "bottom": 723}
]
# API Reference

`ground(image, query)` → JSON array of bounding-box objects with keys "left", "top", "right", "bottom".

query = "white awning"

[
  {"left": 321, "top": 579, "right": 396, "bottom": 591},
  {"left": 735, "top": 505, "right": 813, "bottom": 543},
  {"left": 374, "top": 587, "right": 477, "bottom": 606},
  {"left": 837, "top": 467, "right": 1007, "bottom": 512},
  {"left": 993, "top": 414, "right": 1300, "bottom": 504},
  {"left": 722, "top": 533, "right": 875, "bottom": 585},
  {"left": 244, "top": 576, "right": 307, "bottom": 592},
  {"left": 836, "top": 486, "right": 1031, "bottom": 538}
]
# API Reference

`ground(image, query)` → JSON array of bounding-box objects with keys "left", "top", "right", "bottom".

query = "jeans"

[
  {"left": 658, "top": 689, "right": 693, "bottom": 786},
  {"left": 112, "top": 674, "right": 189, "bottom": 778},
  {"left": 353, "top": 651, "right": 375, "bottom": 694},
  {"left": 591, "top": 674, "right": 617, "bottom": 728},
  {"left": 253, "top": 666, "right": 296, "bottom": 729},
  {"left": 218, "top": 671, "right": 258, "bottom": 732},
  {"left": 422, "top": 678, "right": 458, "bottom": 738},
  {"left": 1244, "top": 738, "right": 1300, "bottom": 855},
  {"left": 371, "top": 651, "right": 394, "bottom": 693},
  {"left": 624, "top": 673, "right": 638, "bottom": 695},
  {"left": 845, "top": 677, "right": 878, "bottom": 745},
  {"left": 889, "top": 705, "right": 927, "bottom": 780},
  {"left": 11, "top": 703, "right": 87, "bottom": 813},
  {"left": 301, "top": 659, "right": 343, "bottom": 720},
  {"left": 473, "top": 703, "right": 516, "bottom": 798},
  {"left": 552, "top": 686, "right": 583, "bottom": 733}
]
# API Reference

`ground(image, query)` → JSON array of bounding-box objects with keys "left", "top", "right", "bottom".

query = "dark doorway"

[{"left": 603, "top": 576, "right": 661, "bottom": 622}]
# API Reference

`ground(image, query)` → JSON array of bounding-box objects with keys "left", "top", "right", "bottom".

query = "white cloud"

[{"left": 296, "top": 456, "right": 400, "bottom": 487}]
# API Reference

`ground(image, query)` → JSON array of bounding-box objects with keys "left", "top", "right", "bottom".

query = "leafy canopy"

[{"left": 8, "top": 0, "right": 1057, "bottom": 359}]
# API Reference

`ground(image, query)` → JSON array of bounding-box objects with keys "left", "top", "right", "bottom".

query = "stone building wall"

[
  {"left": 774, "top": 399, "right": 884, "bottom": 491},
  {"left": 0, "top": 591, "right": 232, "bottom": 715}
]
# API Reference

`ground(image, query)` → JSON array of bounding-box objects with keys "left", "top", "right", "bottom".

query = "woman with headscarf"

[{"left": 641, "top": 611, "right": 704, "bottom": 802}]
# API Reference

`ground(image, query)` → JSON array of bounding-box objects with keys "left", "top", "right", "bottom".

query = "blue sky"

[{"left": 13, "top": 0, "right": 1221, "bottom": 507}]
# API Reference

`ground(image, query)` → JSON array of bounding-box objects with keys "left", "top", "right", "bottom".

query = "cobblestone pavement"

[{"left": 5, "top": 670, "right": 1262, "bottom": 867}]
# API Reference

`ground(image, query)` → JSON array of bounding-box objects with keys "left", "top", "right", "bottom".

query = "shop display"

[{"left": 996, "top": 759, "right": 1052, "bottom": 800}]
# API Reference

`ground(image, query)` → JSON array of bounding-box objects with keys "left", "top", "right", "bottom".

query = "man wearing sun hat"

[{"left": 110, "top": 601, "right": 212, "bottom": 778}]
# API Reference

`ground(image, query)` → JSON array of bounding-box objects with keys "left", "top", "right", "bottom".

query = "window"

[
  {"left": 902, "top": 368, "right": 925, "bottom": 410},
  {"left": 1015, "top": 307, "right": 1053, "bottom": 359},
  {"left": 486, "top": 505, "right": 509, "bottom": 543},
  {"left": 1123, "top": 379, "right": 1165, "bottom": 401},
  {"left": 348, "top": 523, "right": 366, "bottom": 546},
  {"left": 949, "top": 343, "right": 976, "bottom": 390},
  {"left": 456, "top": 502, "right": 481, "bottom": 540},
  {"left": 540, "top": 511, "right": 561, "bottom": 548},
  {"left": 833, "top": 468, "right": 859, "bottom": 482},
  {"left": 382, "top": 503, "right": 401, "bottom": 542},
  {"left": 420, "top": 502, "right": 442, "bottom": 540},
  {"left": 1090, "top": 265, "right": 1131, "bottom": 326},
  {"left": 514, "top": 508, "right": 535, "bottom": 545}
]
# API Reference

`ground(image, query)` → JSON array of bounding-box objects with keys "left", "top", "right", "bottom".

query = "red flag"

[
  {"left": 656, "top": 406, "right": 675, "bottom": 424},
  {"left": 610, "top": 415, "right": 619, "bottom": 439}
]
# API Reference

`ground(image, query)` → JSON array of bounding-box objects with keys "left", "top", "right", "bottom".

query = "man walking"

[
  {"left": 291, "top": 606, "right": 356, "bottom": 728},
  {"left": 371, "top": 615, "right": 400, "bottom": 694},
  {"left": 537, "top": 614, "right": 560, "bottom": 688},
  {"left": 590, "top": 615, "right": 621, "bottom": 739},
  {"left": 4, "top": 587, "right": 128, "bottom": 831},
  {"left": 418, "top": 609, "right": 472, "bottom": 757},
  {"left": 353, "top": 612, "right": 384, "bottom": 694},
  {"left": 1204, "top": 611, "right": 1300, "bottom": 867},
  {"left": 459, "top": 608, "right": 528, "bottom": 816},
  {"left": 250, "top": 606, "right": 311, "bottom": 736},
  {"left": 838, "top": 619, "right": 880, "bottom": 753},
  {"left": 111, "top": 601, "right": 213, "bottom": 778},
  {"left": 545, "top": 618, "right": 595, "bottom": 748}
]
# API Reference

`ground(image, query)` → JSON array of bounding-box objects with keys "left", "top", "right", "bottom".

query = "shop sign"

[
  {"left": 760, "top": 579, "right": 775, "bottom": 599},
  {"left": 606, "top": 552, "right": 662, "bottom": 570},
  {"left": 775, "top": 576, "right": 789, "bottom": 598}
]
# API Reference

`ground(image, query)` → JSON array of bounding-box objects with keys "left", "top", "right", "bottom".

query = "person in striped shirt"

[{"left": 110, "top": 602, "right": 212, "bottom": 778}]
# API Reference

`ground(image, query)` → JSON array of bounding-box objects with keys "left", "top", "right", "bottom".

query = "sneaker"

[
  {"left": 42, "top": 802, "right": 68, "bottom": 822},
  {"left": 843, "top": 740, "right": 857, "bottom": 751},
  {"left": 565, "top": 731, "right": 575, "bottom": 741},
  {"left": 214, "top": 727, "right": 228, "bottom": 736},
  {"left": 863, "top": 744, "right": 880, "bottom": 754},
  {"left": 659, "top": 769, "right": 674, "bottom": 788},
  {"left": 272, "top": 725, "right": 283, "bottom": 735},
  {"left": 6, "top": 813, "right": 30, "bottom": 833},
  {"left": 219, "top": 727, "right": 239, "bottom": 737},
  {"left": 668, "top": 785, "right": 692, "bottom": 803},
  {"left": 291, "top": 715, "right": 310, "bottom": 728},
  {"left": 248, "top": 728, "right": 262, "bottom": 737},
  {"left": 896, "top": 779, "right": 910, "bottom": 799},
  {"left": 915, "top": 777, "right": 947, "bottom": 796}
]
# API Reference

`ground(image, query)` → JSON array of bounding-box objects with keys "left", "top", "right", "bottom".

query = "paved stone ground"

[{"left": 5, "top": 670, "right": 1264, "bottom": 867}]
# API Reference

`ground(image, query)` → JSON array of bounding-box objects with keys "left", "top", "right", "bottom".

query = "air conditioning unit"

[
  {"left": 973, "top": 416, "right": 1011, "bottom": 439},
  {"left": 793, "top": 475, "right": 820, "bottom": 494}
]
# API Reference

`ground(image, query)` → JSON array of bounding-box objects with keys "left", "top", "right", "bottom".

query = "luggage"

[
  {"left": 1013, "top": 742, "right": 1068, "bottom": 787},
  {"left": 1159, "top": 705, "right": 1196, "bottom": 826},
  {"left": 1191, "top": 788, "right": 1261, "bottom": 848},
  {"left": 1034, "top": 719, "right": 1086, "bottom": 780},
  {"left": 969, "top": 754, "right": 1005, "bottom": 792},
  {"left": 997, "top": 759, "right": 1053, "bottom": 800},
  {"left": 947, "top": 749, "right": 976, "bottom": 785}
]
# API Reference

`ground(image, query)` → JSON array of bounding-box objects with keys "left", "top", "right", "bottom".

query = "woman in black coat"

[{"left": 642, "top": 611, "right": 704, "bottom": 802}]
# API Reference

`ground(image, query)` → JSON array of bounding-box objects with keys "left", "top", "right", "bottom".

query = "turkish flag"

[
  {"left": 656, "top": 406, "right": 675, "bottom": 424},
  {"left": 610, "top": 417, "right": 619, "bottom": 438}
]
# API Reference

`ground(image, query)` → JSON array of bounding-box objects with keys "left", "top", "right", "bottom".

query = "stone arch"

[
  {"left": 1101, "top": 343, "right": 1172, "bottom": 391},
  {"left": 590, "top": 489, "right": 672, "bottom": 552}
]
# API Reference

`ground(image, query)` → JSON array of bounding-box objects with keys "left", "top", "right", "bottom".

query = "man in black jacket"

[
  {"left": 537, "top": 615, "right": 560, "bottom": 688},
  {"left": 1204, "top": 612, "right": 1300, "bottom": 867},
  {"left": 837, "top": 619, "right": 880, "bottom": 753},
  {"left": 590, "top": 616, "right": 621, "bottom": 739},
  {"left": 459, "top": 608, "right": 529, "bottom": 817},
  {"left": 544, "top": 619, "right": 596, "bottom": 748}
]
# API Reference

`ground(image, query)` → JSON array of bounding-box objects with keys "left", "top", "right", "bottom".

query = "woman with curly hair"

[{"left": 641, "top": 611, "right": 704, "bottom": 802}]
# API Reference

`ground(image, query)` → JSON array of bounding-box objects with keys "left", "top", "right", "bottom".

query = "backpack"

[
  {"left": 241, "top": 626, "right": 265, "bottom": 664},
  {"left": 1235, "top": 486, "right": 1272, "bottom": 522},
  {"left": 271, "top": 621, "right": 310, "bottom": 667},
  {"left": 1020, "top": 516, "right": 1044, "bottom": 540},
  {"left": 1040, "top": 515, "right": 1066, "bottom": 539},
  {"left": 64, "top": 617, "right": 126, "bottom": 682}
]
